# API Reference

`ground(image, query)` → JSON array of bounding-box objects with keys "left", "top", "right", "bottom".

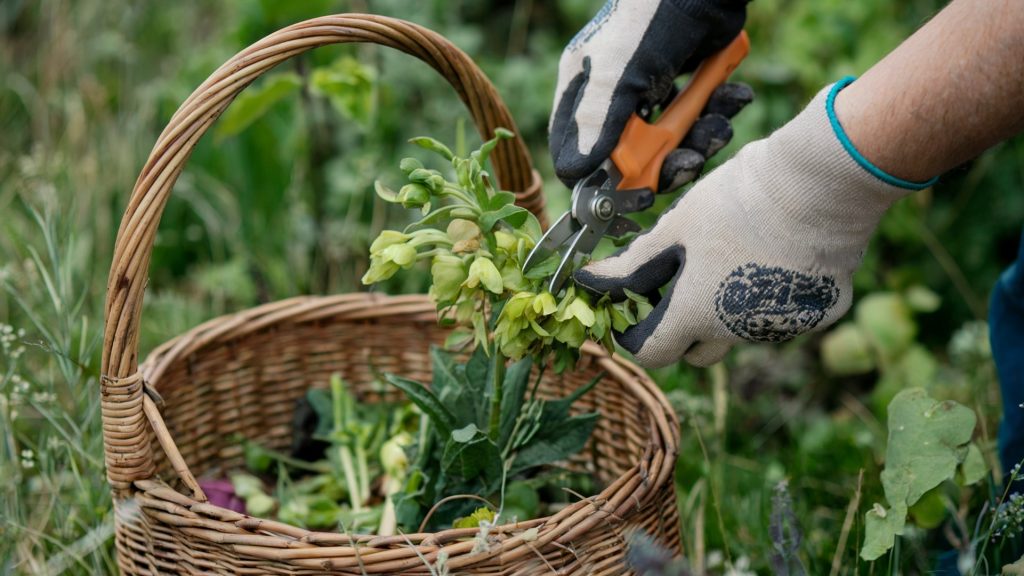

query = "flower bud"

[
  {"left": 398, "top": 183, "right": 430, "bottom": 208},
  {"left": 399, "top": 157, "right": 423, "bottom": 174}
]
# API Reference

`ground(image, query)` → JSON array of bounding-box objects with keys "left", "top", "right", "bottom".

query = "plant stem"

[
  {"left": 339, "top": 444, "right": 363, "bottom": 513},
  {"left": 488, "top": 347, "right": 506, "bottom": 442},
  {"left": 331, "top": 375, "right": 363, "bottom": 512},
  {"left": 355, "top": 443, "right": 370, "bottom": 504}
]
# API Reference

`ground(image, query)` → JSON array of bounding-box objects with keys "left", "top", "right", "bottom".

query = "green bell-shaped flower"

[{"left": 464, "top": 256, "right": 503, "bottom": 294}]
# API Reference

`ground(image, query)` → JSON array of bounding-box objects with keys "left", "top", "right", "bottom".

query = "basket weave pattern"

[{"left": 102, "top": 14, "right": 681, "bottom": 574}]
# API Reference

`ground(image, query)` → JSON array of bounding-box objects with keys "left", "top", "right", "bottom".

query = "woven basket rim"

[{"left": 128, "top": 292, "right": 679, "bottom": 567}]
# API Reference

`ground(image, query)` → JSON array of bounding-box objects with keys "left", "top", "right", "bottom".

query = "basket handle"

[{"left": 100, "top": 14, "right": 544, "bottom": 492}]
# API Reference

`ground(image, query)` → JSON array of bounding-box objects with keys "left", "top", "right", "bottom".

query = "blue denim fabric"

[{"left": 995, "top": 230, "right": 1024, "bottom": 476}]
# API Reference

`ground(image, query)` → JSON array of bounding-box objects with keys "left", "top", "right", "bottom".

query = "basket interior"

[{"left": 144, "top": 297, "right": 650, "bottom": 498}]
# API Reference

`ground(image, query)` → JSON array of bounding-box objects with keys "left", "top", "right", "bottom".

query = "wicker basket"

[{"left": 102, "top": 14, "right": 681, "bottom": 575}]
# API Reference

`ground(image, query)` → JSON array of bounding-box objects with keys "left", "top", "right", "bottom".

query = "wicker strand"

[{"left": 100, "top": 373, "right": 155, "bottom": 493}]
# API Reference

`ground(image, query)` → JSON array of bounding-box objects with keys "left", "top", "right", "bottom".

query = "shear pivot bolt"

[{"left": 592, "top": 196, "right": 615, "bottom": 221}]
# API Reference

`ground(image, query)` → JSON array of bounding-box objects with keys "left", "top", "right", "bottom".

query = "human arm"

[
  {"left": 576, "top": 0, "right": 1024, "bottom": 368},
  {"left": 837, "top": 0, "right": 1024, "bottom": 182}
]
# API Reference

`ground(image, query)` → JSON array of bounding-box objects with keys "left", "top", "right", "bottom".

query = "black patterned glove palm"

[{"left": 550, "top": 0, "right": 751, "bottom": 190}]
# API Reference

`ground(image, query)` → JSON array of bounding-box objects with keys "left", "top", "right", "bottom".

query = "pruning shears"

[{"left": 523, "top": 31, "right": 751, "bottom": 294}]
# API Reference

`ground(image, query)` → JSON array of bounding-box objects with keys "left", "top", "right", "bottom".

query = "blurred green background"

[{"left": 2, "top": 0, "right": 1021, "bottom": 573}]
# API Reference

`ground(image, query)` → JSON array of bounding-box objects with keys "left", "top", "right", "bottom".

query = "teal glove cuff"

[{"left": 826, "top": 76, "right": 938, "bottom": 191}]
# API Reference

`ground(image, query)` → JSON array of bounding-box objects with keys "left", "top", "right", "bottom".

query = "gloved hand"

[
  {"left": 575, "top": 80, "right": 937, "bottom": 368},
  {"left": 550, "top": 0, "right": 752, "bottom": 190}
]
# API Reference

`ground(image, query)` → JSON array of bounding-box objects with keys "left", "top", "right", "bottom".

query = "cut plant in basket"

[
  {"left": 225, "top": 130, "right": 651, "bottom": 536},
  {"left": 360, "top": 129, "right": 652, "bottom": 531}
]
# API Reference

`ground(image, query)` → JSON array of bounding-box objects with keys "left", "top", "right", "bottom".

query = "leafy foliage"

[
  {"left": 861, "top": 388, "right": 985, "bottom": 560},
  {"left": 390, "top": 346, "right": 599, "bottom": 530}
]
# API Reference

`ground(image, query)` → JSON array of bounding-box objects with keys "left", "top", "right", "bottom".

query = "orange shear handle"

[{"left": 611, "top": 30, "right": 750, "bottom": 192}]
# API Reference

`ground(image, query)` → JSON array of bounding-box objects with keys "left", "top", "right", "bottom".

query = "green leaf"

[
  {"left": 479, "top": 205, "right": 529, "bottom": 233},
  {"left": 374, "top": 181, "right": 399, "bottom": 203},
  {"left": 409, "top": 136, "right": 454, "bottom": 160},
  {"left": 860, "top": 388, "right": 977, "bottom": 560},
  {"left": 957, "top": 442, "right": 988, "bottom": 486},
  {"left": 472, "top": 128, "right": 513, "bottom": 167},
  {"left": 523, "top": 254, "right": 560, "bottom": 280},
  {"left": 463, "top": 345, "right": 491, "bottom": 394},
  {"left": 430, "top": 346, "right": 464, "bottom": 396},
  {"left": 385, "top": 374, "right": 457, "bottom": 438},
  {"left": 486, "top": 191, "right": 517, "bottom": 211},
  {"left": 305, "top": 388, "right": 335, "bottom": 439},
  {"left": 498, "top": 357, "right": 533, "bottom": 448},
  {"left": 215, "top": 72, "right": 301, "bottom": 141},
  {"left": 441, "top": 428, "right": 502, "bottom": 484},
  {"left": 862, "top": 501, "right": 908, "bottom": 561},
  {"left": 452, "top": 423, "right": 481, "bottom": 443},
  {"left": 908, "top": 486, "right": 946, "bottom": 529},
  {"left": 510, "top": 412, "right": 598, "bottom": 475}
]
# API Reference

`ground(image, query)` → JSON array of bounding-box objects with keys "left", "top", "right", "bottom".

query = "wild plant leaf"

[
  {"left": 860, "top": 388, "right": 977, "bottom": 560},
  {"left": 305, "top": 388, "right": 335, "bottom": 439},
  {"left": 393, "top": 469, "right": 431, "bottom": 530},
  {"left": 509, "top": 412, "right": 598, "bottom": 476},
  {"left": 442, "top": 426, "right": 502, "bottom": 485},
  {"left": 479, "top": 205, "right": 529, "bottom": 233},
  {"left": 522, "top": 254, "right": 560, "bottom": 280},
  {"left": 471, "top": 127, "right": 513, "bottom": 167},
  {"left": 463, "top": 345, "right": 492, "bottom": 392},
  {"left": 409, "top": 136, "right": 454, "bottom": 160},
  {"left": 215, "top": 72, "right": 301, "bottom": 141},
  {"left": 538, "top": 373, "right": 601, "bottom": 421},
  {"left": 498, "top": 357, "right": 533, "bottom": 447},
  {"left": 485, "top": 190, "right": 517, "bottom": 211},
  {"left": 374, "top": 181, "right": 398, "bottom": 203},
  {"left": 431, "top": 346, "right": 464, "bottom": 395},
  {"left": 385, "top": 374, "right": 456, "bottom": 438},
  {"left": 957, "top": 442, "right": 988, "bottom": 486}
]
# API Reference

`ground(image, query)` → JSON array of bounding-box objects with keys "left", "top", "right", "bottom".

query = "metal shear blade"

[{"left": 523, "top": 167, "right": 652, "bottom": 294}]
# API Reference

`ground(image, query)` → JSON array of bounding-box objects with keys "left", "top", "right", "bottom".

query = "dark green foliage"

[{"left": 390, "top": 346, "right": 599, "bottom": 530}]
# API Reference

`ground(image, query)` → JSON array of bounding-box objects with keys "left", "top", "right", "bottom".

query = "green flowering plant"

[
  {"left": 363, "top": 128, "right": 651, "bottom": 371},
  {"left": 360, "top": 130, "right": 652, "bottom": 530}
]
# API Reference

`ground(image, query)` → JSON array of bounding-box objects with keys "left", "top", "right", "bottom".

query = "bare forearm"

[{"left": 835, "top": 0, "right": 1024, "bottom": 182}]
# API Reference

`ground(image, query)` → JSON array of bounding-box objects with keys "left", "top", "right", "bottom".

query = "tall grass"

[{"left": 2, "top": 0, "right": 1021, "bottom": 573}]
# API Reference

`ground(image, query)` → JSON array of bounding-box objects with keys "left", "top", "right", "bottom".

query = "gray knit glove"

[
  {"left": 550, "top": 0, "right": 751, "bottom": 191},
  {"left": 575, "top": 81, "right": 936, "bottom": 368}
]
